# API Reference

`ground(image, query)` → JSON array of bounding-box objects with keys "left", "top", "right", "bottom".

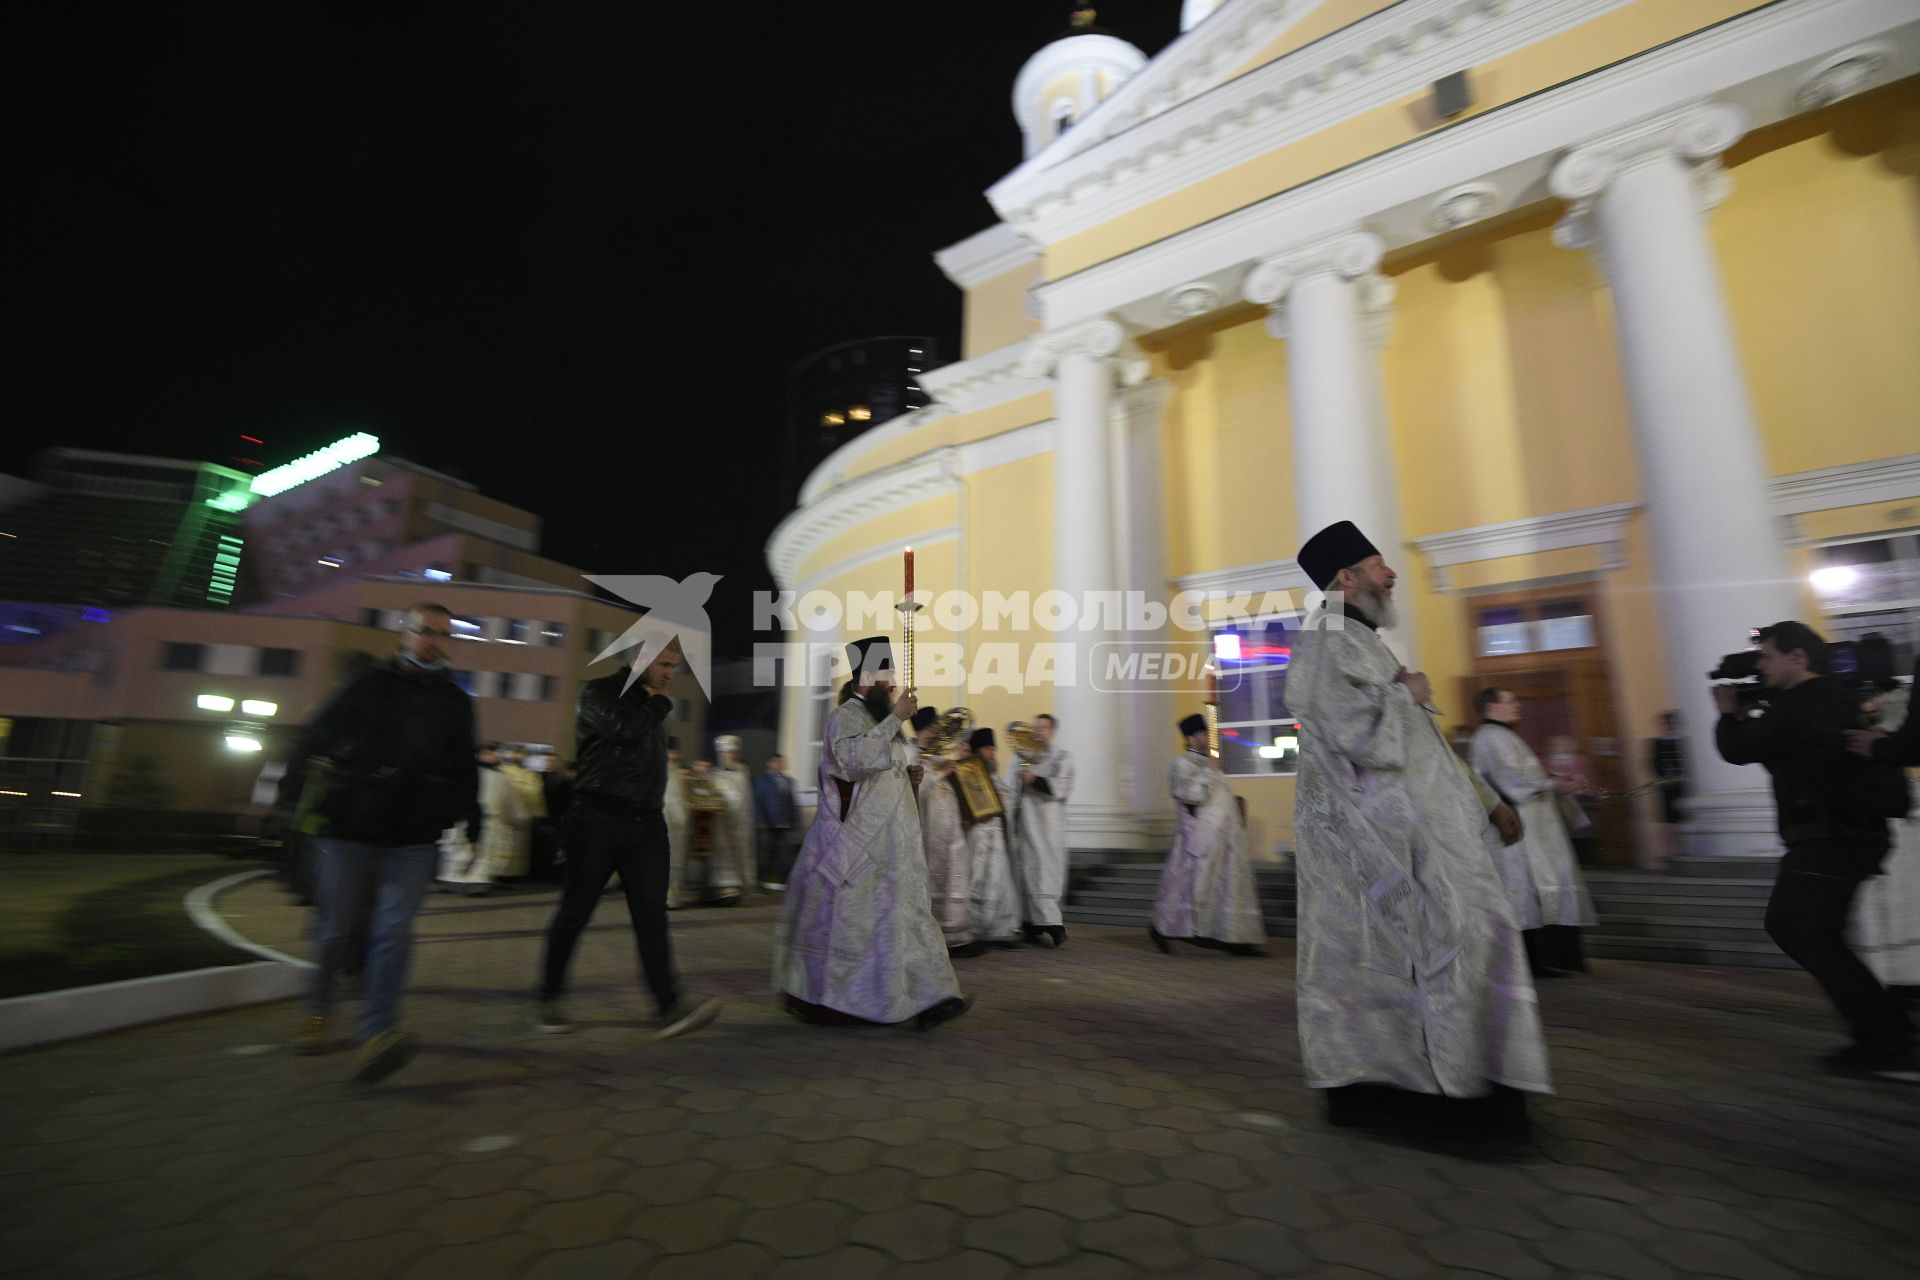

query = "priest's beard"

[
  {"left": 861, "top": 684, "right": 896, "bottom": 723},
  {"left": 1351, "top": 585, "right": 1398, "bottom": 629}
]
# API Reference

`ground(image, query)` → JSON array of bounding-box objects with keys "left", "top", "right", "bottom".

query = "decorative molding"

[
  {"left": 1243, "top": 230, "right": 1384, "bottom": 306},
  {"left": 1034, "top": 0, "right": 1920, "bottom": 331},
  {"left": 932, "top": 223, "right": 1042, "bottom": 288},
  {"left": 990, "top": 0, "right": 1620, "bottom": 242},
  {"left": 1172, "top": 557, "right": 1313, "bottom": 597},
  {"left": 775, "top": 421, "right": 1065, "bottom": 588},
  {"left": 1549, "top": 101, "right": 1747, "bottom": 250},
  {"left": 1794, "top": 42, "right": 1893, "bottom": 111},
  {"left": 1427, "top": 181, "right": 1502, "bottom": 232},
  {"left": 768, "top": 450, "right": 962, "bottom": 589},
  {"left": 1768, "top": 452, "right": 1920, "bottom": 518},
  {"left": 1018, "top": 317, "right": 1151, "bottom": 385},
  {"left": 795, "top": 527, "right": 960, "bottom": 595},
  {"left": 1410, "top": 502, "right": 1639, "bottom": 591},
  {"left": 1163, "top": 281, "right": 1222, "bottom": 320},
  {"left": 917, "top": 339, "right": 1052, "bottom": 417}
]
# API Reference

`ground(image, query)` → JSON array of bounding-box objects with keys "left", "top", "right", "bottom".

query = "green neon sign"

[{"left": 249, "top": 432, "right": 381, "bottom": 499}]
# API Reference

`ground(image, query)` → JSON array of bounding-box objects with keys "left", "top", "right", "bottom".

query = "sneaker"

[
  {"left": 655, "top": 997, "right": 721, "bottom": 1041},
  {"left": 535, "top": 998, "right": 575, "bottom": 1035},
  {"left": 295, "top": 1013, "right": 331, "bottom": 1056},
  {"left": 351, "top": 1031, "right": 417, "bottom": 1084}
]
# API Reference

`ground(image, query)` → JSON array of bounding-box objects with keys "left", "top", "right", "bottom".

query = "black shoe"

[
  {"left": 948, "top": 940, "right": 991, "bottom": 959},
  {"left": 989, "top": 939, "right": 1025, "bottom": 950},
  {"left": 1825, "top": 1044, "right": 1920, "bottom": 1084},
  {"left": 915, "top": 996, "right": 972, "bottom": 1032},
  {"left": 656, "top": 997, "right": 721, "bottom": 1041},
  {"left": 1021, "top": 924, "right": 1045, "bottom": 947},
  {"left": 1148, "top": 927, "right": 1173, "bottom": 955},
  {"left": 1227, "top": 944, "right": 1267, "bottom": 958},
  {"left": 534, "top": 997, "right": 574, "bottom": 1035},
  {"left": 1044, "top": 926, "right": 1066, "bottom": 949}
]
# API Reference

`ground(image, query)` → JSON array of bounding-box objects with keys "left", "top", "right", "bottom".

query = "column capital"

[
  {"left": 1550, "top": 101, "right": 1746, "bottom": 250},
  {"left": 1017, "top": 316, "right": 1149, "bottom": 385},
  {"left": 1267, "top": 272, "right": 1396, "bottom": 346},
  {"left": 1242, "top": 230, "right": 1384, "bottom": 308}
]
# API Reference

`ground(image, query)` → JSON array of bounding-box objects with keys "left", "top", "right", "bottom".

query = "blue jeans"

[{"left": 306, "top": 839, "right": 438, "bottom": 1042}]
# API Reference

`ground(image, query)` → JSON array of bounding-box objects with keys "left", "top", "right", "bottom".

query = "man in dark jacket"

[
  {"left": 279, "top": 603, "right": 479, "bottom": 1083},
  {"left": 535, "top": 640, "right": 719, "bottom": 1038},
  {"left": 754, "top": 753, "right": 798, "bottom": 891},
  {"left": 1715, "top": 621, "right": 1916, "bottom": 1083}
]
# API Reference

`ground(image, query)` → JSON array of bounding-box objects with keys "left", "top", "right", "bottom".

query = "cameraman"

[{"left": 1714, "top": 621, "right": 1916, "bottom": 1083}]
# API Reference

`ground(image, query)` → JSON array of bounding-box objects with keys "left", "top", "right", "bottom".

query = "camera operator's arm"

[
  {"left": 1713, "top": 686, "right": 1812, "bottom": 765},
  {"left": 579, "top": 671, "right": 675, "bottom": 747}
]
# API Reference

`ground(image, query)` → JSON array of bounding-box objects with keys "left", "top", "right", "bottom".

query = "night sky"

[{"left": 8, "top": 2, "right": 1181, "bottom": 647}]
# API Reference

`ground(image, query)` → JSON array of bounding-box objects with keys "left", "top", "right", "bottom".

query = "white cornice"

[
  {"left": 1411, "top": 502, "right": 1639, "bottom": 590},
  {"left": 795, "top": 527, "right": 960, "bottom": 595},
  {"left": 1000, "top": 0, "right": 1329, "bottom": 181},
  {"left": 933, "top": 224, "right": 1042, "bottom": 288},
  {"left": 769, "top": 452, "right": 962, "bottom": 590},
  {"left": 916, "top": 339, "right": 1052, "bottom": 417},
  {"left": 1037, "top": 0, "right": 1920, "bottom": 331},
  {"left": 1015, "top": 33, "right": 1149, "bottom": 158},
  {"left": 1769, "top": 453, "right": 1920, "bottom": 517},
  {"left": 1172, "top": 558, "right": 1312, "bottom": 596},
  {"left": 772, "top": 420, "right": 1065, "bottom": 589},
  {"left": 991, "top": 0, "right": 1609, "bottom": 244}
]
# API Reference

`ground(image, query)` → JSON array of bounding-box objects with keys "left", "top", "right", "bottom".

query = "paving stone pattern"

[{"left": 2, "top": 878, "right": 1917, "bottom": 1279}]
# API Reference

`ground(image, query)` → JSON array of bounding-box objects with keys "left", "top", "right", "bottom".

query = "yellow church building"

[{"left": 768, "top": 0, "right": 1920, "bottom": 869}]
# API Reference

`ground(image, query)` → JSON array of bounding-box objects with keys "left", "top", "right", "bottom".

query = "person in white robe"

[
  {"left": 1848, "top": 673, "right": 1920, "bottom": 993},
  {"left": 773, "top": 636, "right": 969, "bottom": 1030},
  {"left": 438, "top": 746, "right": 523, "bottom": 895},
  {"left": 1290, "top": 520, "right": 1551, "bottom": 1141},
  {"left": 1016, "top": 714, "right": 1074, "bottom": 948},
  {"left": 709, "top": 736, "right": 755, "bottom": 903},
  {"left": 498, "top": 748, "right": 545, "bottom": 878},
  {"left": 1470, "top": 689, "right": 1597, "bottom": 976},
  {"left": 1151, "top": 714, "right": 1267, "bottom": 956},
  {"left": 965, "top": 728, "right": 1025, "bottom": 949},
  {"left": 913, "top": 710, "right": 988, "bottom": 958}
]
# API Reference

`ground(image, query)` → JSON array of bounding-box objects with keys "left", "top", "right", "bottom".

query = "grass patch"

[{"left": 0, "top": 864, "right": 256, "bottom": 999}]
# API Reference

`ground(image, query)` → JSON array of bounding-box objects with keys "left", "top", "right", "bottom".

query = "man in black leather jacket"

[
  {"left": 535, "top": 640, "right": 718, "bottom": 1039},
  {"left": 278, "top": 603, "right": 479, "bottom": 1082},
  {"left": 1715, "top": 621, "right": 1916, "bottom": 1083}
]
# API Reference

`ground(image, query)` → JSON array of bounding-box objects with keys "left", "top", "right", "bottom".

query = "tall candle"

[{"left": 904, "top": 546, "right": 914, "bottom": 597}]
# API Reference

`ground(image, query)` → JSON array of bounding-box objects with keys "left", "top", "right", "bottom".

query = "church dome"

[{"left": 1012, "top": 8, "right": 1147, "bottom": 159}]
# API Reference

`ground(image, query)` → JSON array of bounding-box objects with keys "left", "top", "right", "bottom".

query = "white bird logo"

[{"left": 583, "top": 571, "right": 723, "bottom": 699}]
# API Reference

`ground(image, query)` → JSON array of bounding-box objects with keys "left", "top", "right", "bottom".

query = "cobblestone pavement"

[{"left": 2, "top": 874, "right": 1917, "bottom": 1280}]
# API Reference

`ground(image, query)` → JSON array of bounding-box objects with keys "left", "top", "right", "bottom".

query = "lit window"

[
  {"left": 821, "top": 412, "right": 845, "bottom": 427},
  {"left": 1209, "top": 616, "right": 1300, "bottom": 777},
  {"left": 847, "top": 406, "right": 872, "bottom": 422}
]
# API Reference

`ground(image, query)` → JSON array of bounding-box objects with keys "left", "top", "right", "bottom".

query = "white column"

[
  {"left": 1021, "top": 317, "right": 1150, "bottom": 851},
  {"left": 1245, "top": 231, "right": 1408, "bottom": 653},
  {"left": 1552, "top": 102, "right": 1796, "bottom": 857}
]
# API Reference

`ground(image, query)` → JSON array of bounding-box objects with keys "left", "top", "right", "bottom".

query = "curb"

[{"left": 0, "top": 869, "right": 310, "bottom": 1054}]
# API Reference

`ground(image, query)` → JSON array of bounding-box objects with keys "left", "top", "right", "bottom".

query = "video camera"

[{"left": 1708, "top": 646, "right": 1769, "bottom": 712}]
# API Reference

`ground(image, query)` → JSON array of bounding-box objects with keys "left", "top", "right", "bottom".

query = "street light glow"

[
  {"left": 225, "top": 735, "right": 264, "bottom": 753},
  {"left": 1809, "top": 565, "right": 1858, "bottom": 594}
]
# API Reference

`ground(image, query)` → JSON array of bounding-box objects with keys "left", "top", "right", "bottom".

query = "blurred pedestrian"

[
  {"left": 279, "top": 604, "right": 479, "bottom": 1083},
  {"left": 754, "top": 752, "right": 798, "bottom": 892}
]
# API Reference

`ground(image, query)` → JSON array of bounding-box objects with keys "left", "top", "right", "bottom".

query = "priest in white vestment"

[
  {"left": 663, "top": 739, "right": 688, "bottom": 908},
  {"left": 1151, "top": 714, "right": 1267, "bottom": 956},
  {"left": 708, "top": 735, "right": 755, "bottom": 903},
  {"left": 1017, "top": 714, "right": 1074, "bottom": 948},
  {"left": 1289, "top": 521, "right": 1551, "bottom": 1141},
  {"left": 1470, "top": 689, "right": 1597, "bottom": 975},
  {"left": 966, "top": 728, "right": 1025, "bottom": 949},
  {"left": 913, "top": 709, "right": 986, "bottom": 958},
  {"left": 773, "top": 637, "right": 969, "bottom": 1030}
]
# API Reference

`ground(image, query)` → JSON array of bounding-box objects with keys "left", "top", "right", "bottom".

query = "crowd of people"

[{"left": 275, "top": 529, "right": 1918, "bottom": 1119}]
